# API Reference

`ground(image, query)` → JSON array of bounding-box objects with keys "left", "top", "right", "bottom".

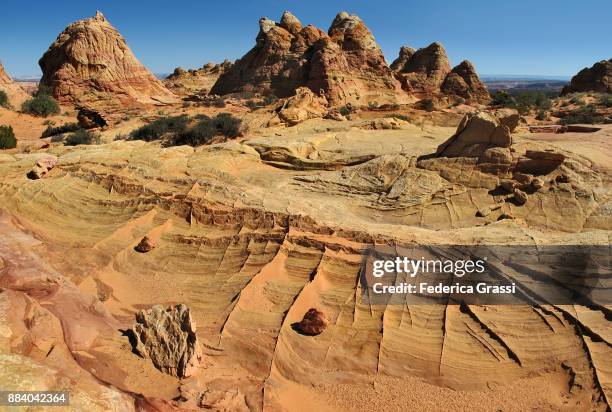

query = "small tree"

[
  {"left": 0, "top": 90, "right": 10, "bottom": 109},
  {"left": 0, "top": 125, "right": 17, "bottom": 149}
]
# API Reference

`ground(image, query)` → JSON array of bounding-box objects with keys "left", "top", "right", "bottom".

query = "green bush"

[
  {"left": 131, "top": 113, "right": 243, "bottom": 147},
  {"left": 535, "top": 110, "right": 547, "bottom": 121},
  {"left": 0, "top": 125, "right": 17, "bottom": 149},
  {"left": 211, "top": 113, "right": 242, "bottom": 138},
  {"left": 22, "top": 91, "right": 60, "bottom": 117},
  {"left": 65, "top": 129, "right": 101, "bottom": 146},
  {"left": 171, "top": 119, "right": 216, "bottom": 146},
  {"left": 0, "top": 90, "right": 10, "bottom": 109},
  {"left": 130, "top": 115, "right": 189, "bottom": 141},
  {"left": 41, "top": 122, "right": 81, "bottom": 138},
  {"left": 490, "top": 91, "right": 516, "bottom": 107},
  {"left": 599, "top": 94, "right": 612, "bottom": 108}
]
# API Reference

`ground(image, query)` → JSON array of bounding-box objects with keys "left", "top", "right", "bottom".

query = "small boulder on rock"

[
  {"left": 278, "top": 87, "right": 329, "bottom": 126},
  {"left": 129, "top": 304, "right": 201, "bottom": 378},
  {"left": 135, "top": 235, "right": 156, "bottom": 253},
  {"left": 294, "top": 308, "right": 328, "bottom": 336},
  {"left": 27, "top": 156, "right": 58, "bottom": 180}
]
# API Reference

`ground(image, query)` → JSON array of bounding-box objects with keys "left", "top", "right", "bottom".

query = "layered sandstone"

[
  {"left": 561, "top": 58, "right": 612, "bottom": 95},
  {"left": 0, "top": 116, "right": 610, "bottom": 410},
  {"left": 211, "top": 11, "right": 406, "bottom": 107},
  {"left": 392, "top": 43, "right": 489, "bottom": 102},
  {"left": 165, "top": 60, "right": 233, "bottom": 96},
  {"left": 38, "top": 11, "right": 177, "bottom": 110},
  {"left": 0, "top": 61, "right": 30, "bottom": 107}
]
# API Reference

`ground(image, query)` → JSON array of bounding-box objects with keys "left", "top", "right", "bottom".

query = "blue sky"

[{"left": 0, "top": 0, "right": 610, "bottom": 78}]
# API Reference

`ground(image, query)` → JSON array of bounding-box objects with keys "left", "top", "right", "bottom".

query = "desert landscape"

[{"left": 0, "top": 6, "right": 610, "bottom": 412}]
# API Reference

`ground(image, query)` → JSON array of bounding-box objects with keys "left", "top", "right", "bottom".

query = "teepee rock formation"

[
  {"left": 0, "top": 61, "right": 30, "bottom": 107},
  {"left": 394, "top": 42, "right": 451, "bottom": 94},
  {"left": 211, "top": 11, "right": 406, "bottom": 107},
  {"left": 392, "top": 42, "right": 489, "bottom": 103},
  {"left": 442, "top": 60, "right": 490, "bottom": 102},
  {"left": 39, "top": 11, "right": 177, "bottom": 110}
]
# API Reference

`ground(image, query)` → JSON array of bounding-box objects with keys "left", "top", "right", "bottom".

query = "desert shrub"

[
  {"left": 65, "top": 129, "right": 101, "bottom": 146},
  {"left": 418, "top": 99, "right": 436, "bottom": 112},
  {"left": 490, "top": 91, "right": 516, "bottom": 107},
  {"left": 171, "top": 119, "right": 216, "bottom": 146},
  {"left": 211, "top": 113, "right": 242, "bottom": 138},
  {"left": 559, "top": 105, "right": 605, "bottom": 125},
  {"left": 385, "top": 113, "right": 410, "bottom": 122},
  {"left": 41, "top": 122, "right": 81, "bottom": 138},
  {"left": 535, "top": 110, "right": 548, "bottom": 121},
  {"left": 491, "top": 90, "right": 552, "bottom": 114},
  {"left": 0, "top": 90, "right": 10, "bottom": 109},
  {"left": 130, "top": 115, "right": 189, "bottom": 141},
  {"left": 0, "top": 125, "right": 16, "bottom": 149},
  {"left": 22, "top": 90, "right": 60, "bottom": 117},
  {"left": 599, "top": 94, "right": 612, "bottom": 108}
]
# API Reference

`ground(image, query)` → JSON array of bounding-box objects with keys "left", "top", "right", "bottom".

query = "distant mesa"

[
  {"left": 38, "top": 11, "right": 177, "bottom": 111},
  {"left": 561, "top": 58, "right": 612, "bottom": 95},
  {"left": 392, "top": 42, "right": 490, "bottom": 103},
  {"left": 0, "top": 60, "right": 30, "bottom": 107},
  {"left": 211, "top": 11, "right": 407, "bottom": 107}
]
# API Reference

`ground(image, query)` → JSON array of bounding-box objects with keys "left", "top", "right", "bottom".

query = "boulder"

[
  {"left": 441, "top": 60, "right": 490, "bottom": 103},
  {"left": 278, "top": 87, "right": 329, "bottom": 125},
  {"left": 0, "top": 61, "right": 30, "bottom": 108},
  {"left": 77, "top": 107, "right": 108, "bottom": 129},
  {"left": 39, "top": 11, "right": 177, "bottom": 111},
  {"left": 211, "top": 11, "right": 405, "bottom": 107},
  {"left": 27, "top": 156, "right": 58, "bottom": 180},
  {"left": 435, "top": 112, "right": 512, "bottom": 158},
  {"left": 561, "top": 58, "right": 612, "bottom": 95},
  {"left": 134, "top": 236, "right": 156, "bottom": 253},
  {"left": 295, "top": 308, "right": 328, "bottom": 336},
  {"left": 130, "top": 304, "right": 201, "bottom": 378},
  {"left": 493, "top": 108, "right": 520, "bottom": 132}
]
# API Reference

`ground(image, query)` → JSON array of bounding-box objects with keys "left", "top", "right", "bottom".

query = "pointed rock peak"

[
  {"left": 454, "top": 60, "right": 476, "bottom": 72},
  {"left": 425, "top": 42, "right": 447, "bottom": 55},
  {"left": 330, "top": 11, "right": 361, "bottom": 31},
  {"left": 94, "top": 10, "right": 106, "bottom": 21},
  {"left": 280, "top": 11, "right": 302, "bottom": 34},
  {"left": 258, "top": 17, "right": 276, "bottom": 34},
  {"left": 399, "top": 46, "right": 416, "bottom": 56}
]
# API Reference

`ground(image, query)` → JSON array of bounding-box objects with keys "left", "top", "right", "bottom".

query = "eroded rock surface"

[
  {"left": 211, "top": 11, "right": 405, "bottom": 107},
  {"left": 39, "top": 11, "right": 177, "bottom": 111},
  {"left": 165, "top": 60, "right": 233, "bottom": 97},
  {"left": 0, "top": 61, "right": 30, "bottom": 107},
  {"left": 561, "top": 58, "right": 612, "bottom": 95},
  {"left": 278, "top": 87, "right": 329, "bottom": 125},
  {"left": 441, "top": 60, "right": 490, "bottom": 103},
  {"left": 131, "top": 304, "right": 201, "bottom": 378}
]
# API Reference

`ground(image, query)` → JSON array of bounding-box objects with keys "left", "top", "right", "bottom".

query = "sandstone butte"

[
  {"left": 38, "top": 11, "right": 177, "bottom": 111},
  {"left": 0, "top": 60, "right": 30, "bottom": 107},
  {"left": 391, "top": 42, "right": 490, "bottom": 103},
  {"left": 211, "top": 11, "right": 408, "bottom": 107},
  {"left": 561, "top": 58, "right": 612, "bottom": 95}
]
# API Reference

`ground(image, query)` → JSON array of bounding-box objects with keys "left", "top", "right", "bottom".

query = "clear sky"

[{"left": 0, "top": 0, "right": 610, "bottom": 78}]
